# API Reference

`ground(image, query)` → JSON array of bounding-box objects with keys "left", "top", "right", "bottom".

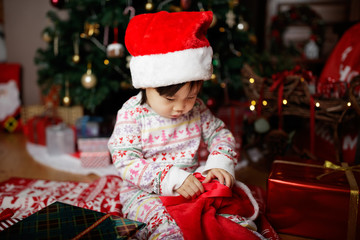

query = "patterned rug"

[{"left": 0, "top": 175, "right": 123, "bottom": 230}]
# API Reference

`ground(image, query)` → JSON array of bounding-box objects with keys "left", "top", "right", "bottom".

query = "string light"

[
  {"left": 104, "top": 59, "right": 110, "bottom": 65},
  {"left": 251, "top": 100, "right": 256, "bottom": 106},
  {"left": 347, "top": 102, "right": 351, "bottom": 107},
  {"left": 315, "top": 102, "right": 320, "bottom": 108},
  {"left": 249, "top": 77, "right": 255, "bottom": 84},
  {"left": 282, "top": 99, "right": 288, "bottom": 105},
  {"left": 262, "top": 100, "right": 268, "bottom": 106},
  {"left": 249, "top": 105, "right": 255, "bottom": 111}
]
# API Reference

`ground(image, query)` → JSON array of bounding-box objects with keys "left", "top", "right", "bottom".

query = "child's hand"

[
  {"left": 176, "top": 174, "right": 204, "bottom": 199},
  {"left": 202, "top": 168, "right": 235, "bottom": 188}
]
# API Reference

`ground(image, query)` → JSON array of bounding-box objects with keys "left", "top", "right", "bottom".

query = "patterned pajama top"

[{"left": 108, "top": 92, "right": 237, "bottom": 197}]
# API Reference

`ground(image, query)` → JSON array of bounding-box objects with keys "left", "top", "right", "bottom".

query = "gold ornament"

[
  {"left": 145, "top": 0, "right": 154, "bottom": 11},
  {"left": 63, "top": 79, "right": 71, "bottom": 106},
  {"left": 81, "top": 62, "right": 97, "bottom": 89},
  {"left": 72, "top": 34, "right": 80, "bottom": 63},
  {"left": 82, "top": 22, "right": 100, "bottom": 38},
  {"left": 72, "top": 54, "right": 80, "bottom": 63},
  {"left": 42, "top": 31, "right": 52, "bottom": 43},
  {"left": 62, "top": 96, "right": 71, "bottom": 106}
]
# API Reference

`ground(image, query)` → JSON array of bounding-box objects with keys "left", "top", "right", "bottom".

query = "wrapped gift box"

[
  {"left": 46, "top": 123, "right": 75, "bottom": 155},
  {"left": 23, "top": 116, "right": 63, "bottom": 145},
  {"left": 80, "top": 151, "right": 111, "bottom": 168},
  {"left": 76, "top": 115, "right": 114, "bottom": 138},
  {"left": 266, "top": 160, "right": 360, "bottom": 240},
  {"left": 78, "top": 137, "right": 109, "bottom": 152},
  {"left": 0, "top": 202, "right": 145, "bottom": 239},
  {"left": 21, "top": 105, "right": 83, "bottom": 126}
]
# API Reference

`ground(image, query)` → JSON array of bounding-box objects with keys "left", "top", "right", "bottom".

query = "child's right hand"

[{"left": 176, "top": 174, "right": 204, "bottom": 199}]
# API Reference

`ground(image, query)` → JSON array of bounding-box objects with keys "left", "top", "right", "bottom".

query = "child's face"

[{"left": 145, "top": 82, "right": 201, "bottom": 119}]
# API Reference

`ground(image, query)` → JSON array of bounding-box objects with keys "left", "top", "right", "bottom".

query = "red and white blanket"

[{"left": 0, "top": 175, "right": 123, "bottom": 230}]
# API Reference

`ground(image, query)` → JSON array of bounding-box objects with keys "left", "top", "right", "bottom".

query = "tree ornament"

[
  {"left": 81, "top": 62, "right": 97, "bottom": 89},
  {"left": 237, "top": 16, "right": 249, "bottom": 32},
  {"left": 50, "top": 0, "right": 65, "bottom": 9},
  {"left": 304, "top": 35, "right": 319, "bottom": 59},
  {"left": 42, "top": 29, "right": 52, "bottom": 43},
  {"left": 254, "top": 117, "right": 270, "bottom": 134},
  {"left": 72, "top": 33, "right": 80, "bottom": 63},
  {"left": 225, "top": 9, "right": 236, "bottom": 28},
  {"left": 145, "top": 0, "right": 154, "bottom": 11},
  {"left": 106, "top": 27, "right": 125, "bottom": 58},
  {"left": 123, "top": 6, "right": 135, "bottom": 20},
  {"left": 53, "top": 33, "right": 59, "bottom": 56},
  {"left": 62, "top": 79, "right": 71, "bottom": 106},
  {"left": 81, "top": 21, "right": 100, "bottom": 38}
]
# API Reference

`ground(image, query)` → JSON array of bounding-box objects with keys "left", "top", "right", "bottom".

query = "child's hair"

[{"left": 140, "top": 80, "right": 203, "bottom": 105}]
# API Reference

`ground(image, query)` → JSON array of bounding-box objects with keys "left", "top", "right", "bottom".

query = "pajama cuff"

[
  {"left": 161, "top": 166, "right": 191, "bottom": 196},
  {"left": 202, "top": 154, "right": 235, "bottom": 178}
]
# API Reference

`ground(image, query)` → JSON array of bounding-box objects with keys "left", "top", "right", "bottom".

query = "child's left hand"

[{"left": 202, "top": 168, "right": 235, "bottom": 188}]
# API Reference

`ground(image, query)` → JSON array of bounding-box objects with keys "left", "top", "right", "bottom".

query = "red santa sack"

[{"left": 318, "top": 22, "right": 360, "bottom": 88}]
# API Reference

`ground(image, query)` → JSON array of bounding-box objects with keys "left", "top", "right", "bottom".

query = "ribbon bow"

[{"left": 318, "top": 160, "right": 359, "bottom": 240}]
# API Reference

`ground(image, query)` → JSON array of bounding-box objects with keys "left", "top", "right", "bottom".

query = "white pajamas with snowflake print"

[{"left": 108, "top": 92, "right": 240, "bottom": 239}]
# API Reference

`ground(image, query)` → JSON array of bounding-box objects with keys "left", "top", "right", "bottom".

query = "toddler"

[{"left": 108, "top": 11, "right": 261, "bottom": 239}]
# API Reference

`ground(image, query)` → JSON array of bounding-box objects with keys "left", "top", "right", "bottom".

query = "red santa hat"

[{"left": 125, "top": 11, "right": 213, "bottom": 89}]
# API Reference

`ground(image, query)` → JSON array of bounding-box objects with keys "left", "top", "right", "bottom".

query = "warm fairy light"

[
  {"left": 300, "top": 77, "right": 304, "bottom": 82},
  {"left": 219, "top": 27, "right": 225, "bottom": 32},
  {"left": 237, "top": 23, "right": 245, "bottom": 31},
  {"left": 262, "top": 100, "right": 268, "bottom": 106},
  {"left": 249, "top": 77, "right": 255, "bottom": 84},
  {"left": 347, "top": 102, "right": 351, "bottom": 107},
  {"left": 211, "top": 73, "right": 216, "bottom": 80},
  {"left": 104, "top": 59, "right": 110, "bottom": 65},
  {"left": 315, "top": 102, "right": 320, "bottom": 108},
  {"left": 251, "top": 100, "right": 256, "bottom": 106},
  {"left": 282, "top": 99, "right": 288, "bottom": 105},
  {"left": 249, "top": 105, "right": 255, "bottom": 111}
]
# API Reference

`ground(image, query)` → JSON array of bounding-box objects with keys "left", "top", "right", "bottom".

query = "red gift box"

[
  {"left": 266, "top": 160, "right": 360, "bottom": 240},
  {"left": 79, "top": 151, "right": 111, "bottom": 168},
  {"left": 23, "top": 116, "right": 62, "bottom": 145}
]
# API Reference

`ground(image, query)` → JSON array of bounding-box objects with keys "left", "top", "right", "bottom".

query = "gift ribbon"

[
  {"left": 316, "top": 161, "right": 360, "bottom": 240},
  {"left": 72, "top": 213, "right": 112, "bottom": 240}
]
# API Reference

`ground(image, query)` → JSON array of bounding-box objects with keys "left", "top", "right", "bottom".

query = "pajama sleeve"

[
  {"left": 199, "top": 99, "right": 237, "bottom": 177},
  {"left": 108, "top": 106, "right": 186, "bottom": 195}
]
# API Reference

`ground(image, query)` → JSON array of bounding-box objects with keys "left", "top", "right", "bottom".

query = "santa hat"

[{"left": 125, "top": 11, "right": 213, "bottom": 89}]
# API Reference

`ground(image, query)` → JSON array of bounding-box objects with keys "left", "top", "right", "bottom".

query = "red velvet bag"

[{"left": 318, "top": 23, "right": 360, "bottom": 94}]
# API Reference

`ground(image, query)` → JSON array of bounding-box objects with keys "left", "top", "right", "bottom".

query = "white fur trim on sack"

[{"left": 130, "top": 46, "right": 213, "bottom": 89}]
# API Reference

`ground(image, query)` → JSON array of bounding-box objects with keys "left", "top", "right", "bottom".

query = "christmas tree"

[{"left": 35, "top": 0, "right": 259, "bottom": 115}]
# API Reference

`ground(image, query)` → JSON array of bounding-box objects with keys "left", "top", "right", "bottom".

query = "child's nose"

[{"left": 173, "top": 101, "right": 185, "bottom": 112}]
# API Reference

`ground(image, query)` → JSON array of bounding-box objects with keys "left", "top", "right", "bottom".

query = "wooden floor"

[{"left": 0, "top": 131, "right": 309, "bottom": 240}]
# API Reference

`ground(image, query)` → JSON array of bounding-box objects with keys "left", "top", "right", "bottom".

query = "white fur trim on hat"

[{"left": 130, "top": 46, "right": 213, "bottom": 89}]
